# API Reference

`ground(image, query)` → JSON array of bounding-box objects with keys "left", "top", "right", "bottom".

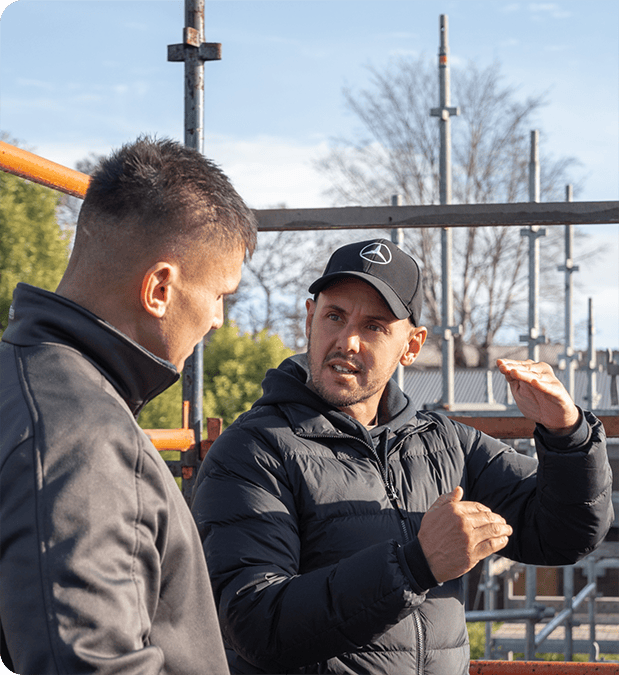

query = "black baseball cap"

[{"left": 308, "top": 238, "right": 423, "bottom": 325}]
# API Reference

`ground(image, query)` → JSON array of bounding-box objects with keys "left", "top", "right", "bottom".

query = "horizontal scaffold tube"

[
  {"left": 470, "top": 661, "right": 619, "bottom": 674},
  {"left": 0, "top": 140, "right": 90, "bottom": 198}
]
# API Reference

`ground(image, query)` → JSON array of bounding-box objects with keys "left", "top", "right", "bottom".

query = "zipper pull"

[{"left": 388, "top": 484, "right": 404, "bottom": 512}]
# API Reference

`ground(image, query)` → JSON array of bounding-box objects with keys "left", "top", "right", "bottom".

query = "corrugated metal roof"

[
  {"left": 413, "top": 342, "right": 617, "bottom": 370},
  {"left": 403, "top": 368, "right": 617, "bottom": 412}
]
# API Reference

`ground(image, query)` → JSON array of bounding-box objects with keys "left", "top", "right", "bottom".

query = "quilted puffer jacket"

[{"left": 192, "top": 354, "right": 613, "bottom": 675}]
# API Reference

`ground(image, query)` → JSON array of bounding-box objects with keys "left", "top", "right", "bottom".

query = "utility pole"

[
  {"left": 168, "top": 0, "right": 221, "bottom": 501},
  {"left": 430, "top": 14, "right": 460, "bottom": 409}
]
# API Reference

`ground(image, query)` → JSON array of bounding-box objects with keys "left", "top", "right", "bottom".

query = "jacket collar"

[{"left": 3, "top": 284, "right": 179, "bottom": 416}]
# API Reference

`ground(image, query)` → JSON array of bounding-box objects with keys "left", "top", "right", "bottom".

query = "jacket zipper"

[
  {"left": 297, "top": 429, "right": 424, "bottom": 670},
  {"left": 413, "top": 608, "right": 425, "bottom": 675}
]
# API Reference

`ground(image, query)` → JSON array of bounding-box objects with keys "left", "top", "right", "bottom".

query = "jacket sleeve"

[
  {"left": 459, "top": 409, "right": 614, "bottom": 565},
  {"left": 191, "top": 422, "right": 425, "bottom": 673},
  {"left": 0, "top": 411, "right": 190, "bottom": 675}
]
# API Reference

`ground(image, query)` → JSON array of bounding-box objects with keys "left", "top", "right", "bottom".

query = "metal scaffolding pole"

[
  {"left": 391, "top": 194, "right": 405, "bottom": 392},
  {"left": 168, "top": 0, "right": 221, "bottom": 500},
  {"left": 586, "top": 298, "right": 601, "bottom": 409},
  {"left": 519, "top": 130, "right": 546, "bottom": 659},
  {"left": 558, "top": 185, "right": 579, "bottom": 398},
  {"left": 430, "top": 14, "right": 460, "bottom": 409},
  {"left": 520, "top": 130, "right": 546, "bottom": 362}
]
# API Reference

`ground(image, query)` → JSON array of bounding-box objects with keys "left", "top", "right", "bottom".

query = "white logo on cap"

[{"left": 360, "top": 242, "right": 392, "bottom": 265}]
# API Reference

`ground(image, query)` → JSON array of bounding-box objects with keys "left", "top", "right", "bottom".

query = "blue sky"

[{"left": 0, "top": 0, "right": 618, "bottom": 349}]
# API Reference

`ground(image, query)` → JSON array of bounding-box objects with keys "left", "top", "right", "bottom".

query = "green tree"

[
  {"left": 138, "top": 323, "right": 294, "bottom": 431},
  {"left": 203, "top": 324, "right": 294, "bottom": 428},
  {"left": 0, "top": 172, "right": 70, "bottom": 333},
  {"left": 137, "top": 378, "right": 184, "bottom": 430}
]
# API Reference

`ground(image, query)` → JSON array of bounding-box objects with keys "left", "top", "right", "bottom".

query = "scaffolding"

[{"left": 1, "top": 8, "right": 618, "bottom": 671}]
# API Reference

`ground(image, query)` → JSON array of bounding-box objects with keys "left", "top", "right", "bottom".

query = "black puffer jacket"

[
  {"left": 192, "top": 354, "right": 613, "bottom": 675},
  {"left": 0, "top": 284, "right": 229, "bottom": 675}
]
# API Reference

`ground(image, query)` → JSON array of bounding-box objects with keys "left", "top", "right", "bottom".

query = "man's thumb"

[
  {"left": 430, "top": 486, "right": 464, "bottom": 511},
  {"left": 446, "top": 486, "right": 464, "bottom": 502}
]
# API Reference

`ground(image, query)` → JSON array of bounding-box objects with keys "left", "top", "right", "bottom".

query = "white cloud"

[
  {"left": 527, "top": 3, "right": 572, "bottom": 19},
  {"left": 204, "top": 134, "right": 333, "bottom": 209}
]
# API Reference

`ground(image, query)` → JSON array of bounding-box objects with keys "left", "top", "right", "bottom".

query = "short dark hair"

[{"left": 77, "top": 135, "right": 257, "bottom": 258}]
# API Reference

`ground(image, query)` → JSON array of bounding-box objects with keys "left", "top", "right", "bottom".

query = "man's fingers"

[
  {"left": 418, "top": 500, "right": 513, "bottom": 583},
  {"left": 474, "top": 521, "right": 513, "bottom": 557}
]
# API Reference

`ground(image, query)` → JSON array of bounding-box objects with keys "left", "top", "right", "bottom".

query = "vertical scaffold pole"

[
  {"left": 587, "top": 298, "right": 601, "bottom": 409},
  {"left": 521, "top": 129, "right": 545, "bottom": 660},
  {"left": 168, "top": 0, "right": 221, "bottom": 501},
  {"left": 430, "top": 14, "right": 460, "bottom": 409},
  {"left": 558, "top": 185, "right": 579, "bottom": 398},
  {"left": 182, "top": 0, "right": 205, "bottom": 501},
  {"left": 391, "top": 194, "right": 404, "bottom": 392},
  {"left": 520, "top": 130, "right": 546, "bottom": 362}
]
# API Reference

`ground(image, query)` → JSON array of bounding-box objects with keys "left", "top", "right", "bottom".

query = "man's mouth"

[
  {"left": 332, "top": 363, "right": 357, "bottom": 374},
  {"left": 326, "top": 355, "right": 363, "bottom": 375}
]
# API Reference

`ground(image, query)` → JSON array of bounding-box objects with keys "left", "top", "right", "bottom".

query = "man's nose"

[
  {"left": 211, "top": 298, "right": 224, "bottom": 331},
  {"left": 337, "top": 326, "right": 361, "bottom": 353}
]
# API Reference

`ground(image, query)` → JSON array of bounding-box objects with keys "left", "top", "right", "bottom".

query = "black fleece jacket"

[{"left": 0, "top": 284, "right": 229, "bottom": 675}]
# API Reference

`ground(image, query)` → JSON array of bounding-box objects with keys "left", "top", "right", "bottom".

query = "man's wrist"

[
  {"left": 543, "top": 410, "right": 581, "bottom": 437},
  {"left": 535, "top": 407, "right": 590, "bottom": 451}
]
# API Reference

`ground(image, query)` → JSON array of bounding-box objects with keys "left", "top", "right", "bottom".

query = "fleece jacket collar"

[{"left": 3, "top": 283, "right": 179, "bottom": 416}]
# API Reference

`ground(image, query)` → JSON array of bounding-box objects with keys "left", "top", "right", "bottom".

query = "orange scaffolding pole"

[
  {"left": 0, "top": 140, "right": 90, "bottom": 199},
  {"left": 470, "top": 660, "right": 619, "bottom": 674}
]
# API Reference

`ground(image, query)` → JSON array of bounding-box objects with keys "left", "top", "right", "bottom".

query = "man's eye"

[
  {"left": 327, "top": 313, "right": 340, "bottom": 322},
  {"left": 368, "top": 324, "right": 383, "bottom": 332}
]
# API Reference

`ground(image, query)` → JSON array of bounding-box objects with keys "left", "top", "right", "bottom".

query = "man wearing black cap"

[{"left": 191, "top": 239, "right": 612, "bottom": 675}]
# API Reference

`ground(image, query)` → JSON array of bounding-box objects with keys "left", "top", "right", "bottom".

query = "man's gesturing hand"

[
  {"left": 496, "top": 358, "right": 580, "bottom": 435},
  {"left": 417, "top": 487, "right": 512, "bottom": 584}
]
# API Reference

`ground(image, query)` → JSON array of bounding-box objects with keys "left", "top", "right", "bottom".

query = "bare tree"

[
  {"left": 228, "top": 228, "right": 354, "bottom": 350},
  {"left": 315, "top": 57, "right": 587, "bottom": 367},
  {"left": 56, "top": 153, "right": 104, "bottom": 233}
]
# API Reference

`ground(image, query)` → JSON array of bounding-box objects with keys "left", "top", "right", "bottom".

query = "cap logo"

[{"left": 359, "top": 242, "right": 392, "bottom": 265}]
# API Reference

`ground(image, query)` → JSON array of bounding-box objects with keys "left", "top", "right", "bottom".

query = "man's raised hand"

[{"left": 496, "top": 359, "right": 580, "bottom": 435}]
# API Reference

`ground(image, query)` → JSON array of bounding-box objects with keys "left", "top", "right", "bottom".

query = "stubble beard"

[{"left": 306, "top": 333, "right": 386, "bottom": 410}]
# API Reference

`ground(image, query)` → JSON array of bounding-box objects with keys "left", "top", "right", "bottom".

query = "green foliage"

[
  {"left": 467, "top": 622, "right": 618, "bottom": 663},
  {"left": 137, "top": 378, "right": 183, "bottom": 430},
  {"left": 138, "top": 323, "right": 293, "bottom": 431},
  {"left": 203, "top": 323, "right": 294, "bottom": 427},
  {"left": 0, "top": 172, "right": 70, "bottom": 333},
  {"left": 467, "top": 622, "right": 488, "bottom": 660}
]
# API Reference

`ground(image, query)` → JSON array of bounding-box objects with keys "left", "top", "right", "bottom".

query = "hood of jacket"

[
  {"left": 253, "top": 353, "right": 422, "bottom": 439},
  {"left": 2, "top": 283, "right": 179, "bottom": 416}
]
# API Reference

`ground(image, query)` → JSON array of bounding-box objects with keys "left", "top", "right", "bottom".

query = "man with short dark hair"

[
  {"left": 0, "top": 136, "right": 257, "bottom": 674},
  {"left": 192, "top": 238, "right": 613, "bottom": 675}
]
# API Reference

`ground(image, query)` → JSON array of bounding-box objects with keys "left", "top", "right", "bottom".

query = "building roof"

[
  {"left": 414, "top": 342, "right": 617, "bottom": 370},
  {"left": 403, "top": 368, "right": 618, "bottom": 412}
]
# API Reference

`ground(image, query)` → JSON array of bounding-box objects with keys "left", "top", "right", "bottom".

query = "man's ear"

[
  {"left": 140, "top": 263, "right": 176, "bottom": 318},
  {"left": 400, "top": 326, "right": 428, "bottom": 367},
  {"left": 305, "top": 298, "right": 316, "bottom": 340}
]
